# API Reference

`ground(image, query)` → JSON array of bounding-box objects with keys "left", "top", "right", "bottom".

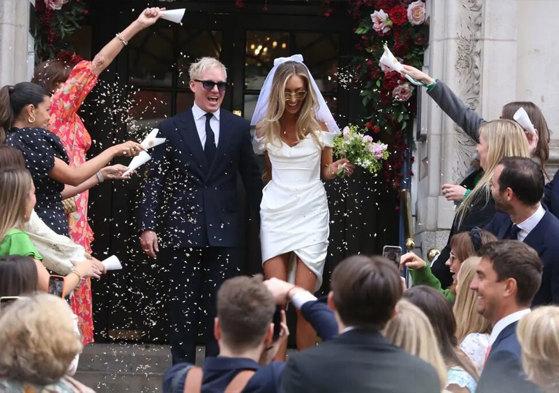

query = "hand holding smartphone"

[
  {"left": 382, "top": 245, "right": 403, "bottom": 267},
  {"left": 48, "top": 275, "right": 66, "bottom": 298}
]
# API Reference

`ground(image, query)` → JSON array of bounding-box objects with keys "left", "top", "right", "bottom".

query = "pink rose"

[
  {"left": 392, "top": 83, "right": 413, "bottom": 101},
  {"left": 45, "top": 0, "right": 69, "bottom": 10},
  {"left": 371, "top": 10, "right": 392, "bottom": 34},
  {"left": 372, "top": 143, "right": 388, "bottom": 159},
  {"left": 407, "top": 1, "right": 426, "bottom": 25},
  {"left": 363, "top": 135, "right": 373, "bottom": 143}
]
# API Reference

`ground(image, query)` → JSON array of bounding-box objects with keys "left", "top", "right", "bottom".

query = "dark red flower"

[
  {"left": 373, "top": 125, "right": 380, "bottom": 134},
  {"left": 365, "top": 121, "right": 373, "bottom": 130},
  {"left": 389, "top": 6, "right": 407, "bottom": 25},
  {"left": 375, "top": 0, "right": 393, "bottom": 10},
  {"left": 393, "top": 41, "right": 409, "bottom": 57},
  {"left": 235, "top": 0, "right": 245, "bottom": 8},
  {"left": 414, "top": 32, "right": 427, "bottom": 46},
  {"left": 382, "top": 72, "right": 399, "bottom": 90}
]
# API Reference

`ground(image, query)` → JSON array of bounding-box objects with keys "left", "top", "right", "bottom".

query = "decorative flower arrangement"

[
  {"left": 34, "top": 0, "right": 89, "bottom": 61},
  {"left": 333, "top": 125, "right": 389, "bottom": 177},
  {"left": 345, "top": 0, "right": 428, "bottom": 189}
]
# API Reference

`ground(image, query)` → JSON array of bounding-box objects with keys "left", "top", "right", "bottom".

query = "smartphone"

[
  {"left": 383, "top": 245, "right": 403, "bottom": 267},
  {"left": 48, "top": 275, "right": 66, "bottom": 298},
  {"left": 272, "top": 306, "right": 282, "bottom": 340},
  {"left": 0, "top": 296, "right": 21, "bottom": 308}
]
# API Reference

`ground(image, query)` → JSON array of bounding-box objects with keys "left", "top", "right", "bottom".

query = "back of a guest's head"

[
  {"left": 0, "top": 293, "right": 82, "bottom": 385},
  {"left": 32, "top": 60, "right": 72, "bottom": 95},
  {"left": 517, "top": 306, "right": 559, "bottom": 391},
  {"left": 0, "top": 145, "right": 26, "bottom": 169},
  {"left": 0, "top": 256, "right": 38, "bottom": 297},
  {"left": 497, "top": 157, "right": 544, "bottom": 206},
  {"left": 217, "top": 275, "right": 275, "bottom": 352},
  {"left": 331, "top": 255, "right": 402, "bottom": 330},
  {"left": 501, "top": 101, "right": 550, "bottom": 166},
  {"left": 0, "top": 167, "right": 34, "bottom": 241},
  {"left": 478, "top": 241, "right": 542, "bottom": 307},
  {"left": 450, "top": 229, "right": 497, "bottom": 263},
  {"left": 453, "top": 257, "right": 491, "bottom": 342},
  {"left": 383, "top": 299, "right": 447, "bottom": 389}
]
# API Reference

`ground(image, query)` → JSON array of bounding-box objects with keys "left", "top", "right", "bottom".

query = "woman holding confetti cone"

[
  {"left": 251, "top": 55, "right": 354, "bottom": 355},
  {"left": 31, "top": 7, "right": 162, "bottom": 344}
]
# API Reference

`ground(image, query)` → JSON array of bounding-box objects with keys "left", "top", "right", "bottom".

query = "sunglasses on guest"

[{"left": 194, "top": 79, "right": 228, "bottom": 92}]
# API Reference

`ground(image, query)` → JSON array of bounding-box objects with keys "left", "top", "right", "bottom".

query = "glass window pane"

[
  {"left": 177, "top": 29, "right": 223, "bottom": 88},
  {"left": 245, "top": 31, "right": 290, "bottom": 90},
  {"left": 176, "top": 93, "right": 194, "bottom": 114},
  {"left": 293, "top": 33, "right": 339, "bottom": 93},
  {"left": 129, "top": 91, "right": 172, "bottom": 120},
  {"left": 243, "top": 94, "right": 259, "bottom": 122},
  {"left": 128, "top": 28, "right": 174, "bottom": 87}
]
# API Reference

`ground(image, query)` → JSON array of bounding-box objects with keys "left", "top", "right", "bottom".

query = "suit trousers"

[{"left": 168, "top": 246, "right": 240, "bottom": 364}]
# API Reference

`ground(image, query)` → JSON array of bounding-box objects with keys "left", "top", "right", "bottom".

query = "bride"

[{"left": 251, "top": 55, "right": 354, "bottom": 355}]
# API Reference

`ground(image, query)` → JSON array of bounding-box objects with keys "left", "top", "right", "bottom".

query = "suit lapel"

[{"left": 175, "top": 109, "right": 209, "bottom": 176}]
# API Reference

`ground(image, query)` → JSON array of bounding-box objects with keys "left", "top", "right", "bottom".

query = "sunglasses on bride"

[{"left": 194, "top": 79, "right": 228, "bottom": 92}]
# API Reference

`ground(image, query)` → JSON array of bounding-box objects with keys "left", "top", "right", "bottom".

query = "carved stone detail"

[{"left": 453, "top": 0, "right": 483, "bottom": 180}]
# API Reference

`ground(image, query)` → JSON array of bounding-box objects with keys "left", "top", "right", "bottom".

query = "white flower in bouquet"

[{"left": 333, "top": 125, "right": 389, "bottom": 177}]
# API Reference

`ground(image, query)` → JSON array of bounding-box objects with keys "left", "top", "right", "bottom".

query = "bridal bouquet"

[{"left": 333, "top": 125, "right": 389, "bottom": 176}]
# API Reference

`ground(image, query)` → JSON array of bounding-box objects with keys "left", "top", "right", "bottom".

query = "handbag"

[{"left": 62, "top": 196, "right": 78, "bottom": 215}]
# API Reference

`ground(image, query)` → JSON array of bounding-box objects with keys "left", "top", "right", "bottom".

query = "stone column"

[
  {"left": 0, "top": 0, "right": 32, "bottom": 86},
  {"left": 412, "top": 0, "right": 519, "bottom": 257}
]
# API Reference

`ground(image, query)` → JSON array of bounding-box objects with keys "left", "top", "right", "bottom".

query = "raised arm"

[
  {"left": 401, "top": 65, "right": 484, "bottom": 143},
  {"left": 90, "top": 8, "right": 162, "bottom": 76}
]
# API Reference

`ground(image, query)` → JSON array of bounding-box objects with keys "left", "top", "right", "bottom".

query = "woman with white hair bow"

[{"left": 251, "top": 54, "right": 354, "bottom": 356}]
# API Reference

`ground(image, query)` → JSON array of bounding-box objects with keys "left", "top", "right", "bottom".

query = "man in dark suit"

[
  {"left": 485, "top": 156, "right": 559, "bottom": 305},
  {"left": 139, "top": 57, "right": 262, "bottom": 364},
  {"left": 162, "top": 276, "right": 286, "bottom": 393},
  {"left": 280, "top": 255, "right": 440, "bottom": 393},
  {"left": 471, "top": 241, "right": 542, "bottom": 393}
]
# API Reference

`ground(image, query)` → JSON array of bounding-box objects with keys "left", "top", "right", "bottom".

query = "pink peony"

[
  {"left": 371, "top": 10, "right": 392, "bottom": 34},
  {"left": 363, "top": 135, "right": 373, "bottom": 143},
  {"left": 392, "top": 83, "right": 413, "bottom": 101},
  {"left": 407, "top": 1, "right": 426, "bottom": 25},
  {"left": 372, "top": 143, "right": 388, "bottom": 158},
  {"left": 45, "top": 0, "right": 69, "bottom": 10}
]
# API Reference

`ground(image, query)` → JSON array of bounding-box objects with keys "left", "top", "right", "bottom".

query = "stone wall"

[{"left": 0, "top": 0, "right": 32, "bottom": 87}]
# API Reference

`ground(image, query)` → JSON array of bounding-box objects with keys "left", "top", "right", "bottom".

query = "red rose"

[
  {"left": 389, "top": 6, "right": 408, "bottom": 26},
  {"left": 414, "top": 32, "right": 427, "bottom": 46},
  {"left": 393, "top": 41, "right": 409, "bottom": 57},
  {"left": 382, "top": 72, "right": 399, "bottom": 90},
  {"left": 365, "top": 121, "right": 373, "bottom": 130},
  {"left": 375, "top": 0, "right": 393, "bottom": 10},
  {"left": 235, "top": 0, "right": 245, "bottom": 8},
  {"left": 373, "top": 125, "right": 380, "bottom": 134}
]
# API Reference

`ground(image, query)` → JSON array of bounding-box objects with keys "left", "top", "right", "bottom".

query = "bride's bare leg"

[
  {"left": 294, "top": 258, "right": 318, "bottom": 350},
  {"left": 263, "top": 254, "right": 289, "bottom": 360}
]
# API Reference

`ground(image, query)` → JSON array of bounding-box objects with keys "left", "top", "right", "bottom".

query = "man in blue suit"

[
  {"left": 471, "top": 240, "right": 542, "bottom": 393},
  {"left": 139, "top": 57, "right": 262, "bottom": 364},
  {"left": 485, "top": 156, "right": 559, "bottom": 305}
]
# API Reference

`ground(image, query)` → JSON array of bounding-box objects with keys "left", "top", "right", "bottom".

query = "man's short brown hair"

[
  {"left": 331, "top": 255, "right": 403, "bottom": 330},
  {"left": 478, "top": 240, "right": 542, "bottom": 306},
  {"left": 217, "top": 275, "right": 275, "bottom": 352}
]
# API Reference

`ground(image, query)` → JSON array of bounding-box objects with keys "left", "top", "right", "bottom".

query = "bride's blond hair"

[{"left": 256, "top": 61, "right": 322, "bottom": 147}]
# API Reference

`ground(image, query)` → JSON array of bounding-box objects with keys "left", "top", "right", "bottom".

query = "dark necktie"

[
  {"left": 509, "top": 224, "right": 521, "bottom": 240},
  {"left": 204, "top": 112, "right": 216, "bottom": 164}
]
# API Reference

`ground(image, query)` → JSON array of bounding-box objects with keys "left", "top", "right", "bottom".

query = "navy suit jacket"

[
  {"left": 300, "top": 298, "right": 338, "bottom": 341},
  {"left": 477, "top": 322, "right": 541, "bottom": 393},
  {"left": 485, "top": 210, "right": 559, "bottom": 305},
  {"left": 139, "top": 108, "right": 262, "bottom": 248},
  {"left": 543, "top": 169, "right": 559, "bottom": 218}
]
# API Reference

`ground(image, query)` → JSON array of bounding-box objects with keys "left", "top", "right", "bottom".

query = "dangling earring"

[{"left": 28, "top": 114, "right": 36, "bottom": 124}]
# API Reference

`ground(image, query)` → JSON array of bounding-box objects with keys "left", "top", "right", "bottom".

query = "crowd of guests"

[{"left": 1, "top": 6, "right": 559, "bottom": 393}]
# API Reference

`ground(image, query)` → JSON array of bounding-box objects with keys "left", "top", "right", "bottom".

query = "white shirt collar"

[
  {"left": 515, "top": 204, "right": 545, "bottom": 241},
  {"left": 192, "top": 103, "right": 220, "bottom": 121},
  {"left": 489, "top": 308, "right": 531, "bottom": 345}
]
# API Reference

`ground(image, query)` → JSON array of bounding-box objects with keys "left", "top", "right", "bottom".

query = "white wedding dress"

[{"left": 258, "top": 131, "right": 334, "bottom": 291}]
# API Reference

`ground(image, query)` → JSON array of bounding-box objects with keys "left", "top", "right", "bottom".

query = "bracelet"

[
  {"left": 464, "top": 189, "right": 471, "bottom": 197},
  {"left": 425, "top": 81, "right": 437, "bottom": 90},
  {"left": 285, "top": 286, "right": 299, "bottom": 304},
  {"left": 68, "top": 270, "right": 82, "bottom": 288},
  {"left": 115, "top": 33, "right": 128, "bottom": 46},
  {"left": 96, "top": 171, "right": 104, "bottom": 184}
]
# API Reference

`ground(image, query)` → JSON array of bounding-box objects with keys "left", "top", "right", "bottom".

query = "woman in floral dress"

[{"left": 32, "top": 7, "right": 162, "bottom": 344}]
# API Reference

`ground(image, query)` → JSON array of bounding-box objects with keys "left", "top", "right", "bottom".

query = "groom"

[{"left": 139, "top": 57, "right": 262, "bottom": 364}]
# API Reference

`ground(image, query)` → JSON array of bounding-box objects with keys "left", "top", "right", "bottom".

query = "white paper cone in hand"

[
  {"left": 124, "top": 150, "right": 151, "bottom": 176},
  {"left": 102, "top": 255, "right": 122, "bottom": 271},
  {"left": 140, "top": 128, "right": 167, "bottom": 150},
  {"left": 513, "top": 107, "right": 536, "bottom": 135},
  {"left": 160, "top": 9, "right": 185, "bottom": 24},
  {"left": 379, "top": 44, "right": 403, "bottom": 73}
]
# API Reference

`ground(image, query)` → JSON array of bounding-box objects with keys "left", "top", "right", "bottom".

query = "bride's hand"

[{"left": 333, "top": 158, "right": 355, "bottom": 176}]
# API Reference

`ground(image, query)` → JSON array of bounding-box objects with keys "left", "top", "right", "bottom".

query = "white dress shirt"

[
  {"left": 192, "top": 103, "right": 220, "bottom": 149},
  {"left": 488, "top": 308, "right": 531, "bottom": 346},
  {"left": 514, "top": 203, "right": 545, "bottom": 242}
]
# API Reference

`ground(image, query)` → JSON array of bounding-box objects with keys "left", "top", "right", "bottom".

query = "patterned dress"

[{"left": 49, "top": 60, "right": 99, "bottom": 345}]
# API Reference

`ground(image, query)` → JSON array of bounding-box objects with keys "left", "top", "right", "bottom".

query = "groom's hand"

[{"left": 140, "top": 230, "right": 159, "bottom": 259}]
